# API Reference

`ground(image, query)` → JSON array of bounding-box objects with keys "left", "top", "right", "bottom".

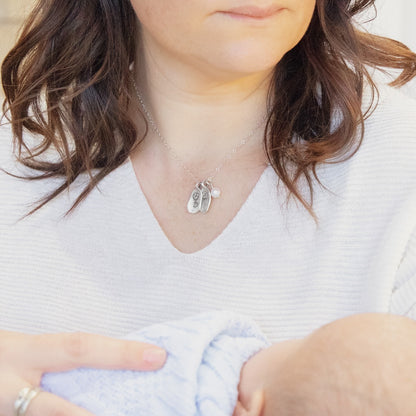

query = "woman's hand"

[{"left": 0, "top": 330, "right": 167, "bottom": 416}]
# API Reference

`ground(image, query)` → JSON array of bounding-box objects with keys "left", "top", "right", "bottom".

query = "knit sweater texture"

[
  {"left": 0, "top": 84, "right": 416, "bottom": 342},
  {"left": 41, "top": 311, "right": 270, "bottom": 416}
]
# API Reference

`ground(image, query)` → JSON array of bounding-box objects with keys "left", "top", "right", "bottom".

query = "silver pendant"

[
  {"left": 187, "top": 185, "right": 202, "bottom": 214},
  {"left": 187, "top": 180, "right": 221, "bottom": 214},
  {"left": 199, "top": 182, "right": 212, "bottom": 214}
]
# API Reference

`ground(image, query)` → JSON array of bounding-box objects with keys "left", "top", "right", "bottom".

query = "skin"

[
  {"left": 233, "top": 338, "right": 303, "bottom": 416},
  {"left": 128, "top": 0, "right": 317, "bottom": 168},
  {"left": 127, "top": 0, "right": 316, "bottom": 254},
  {"left": 0, "top": 331, "right": 166, "bottom": 416},
  {"left": 124, "top": 4, "right": 416, "bottom": 414},
  {"left": 233, "top": 313, "right": 416, "bottom": 416}
]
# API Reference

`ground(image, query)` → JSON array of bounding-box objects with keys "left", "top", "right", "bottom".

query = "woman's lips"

[{"left": 219, "top": 4, "right": 284, "bottom": 20}]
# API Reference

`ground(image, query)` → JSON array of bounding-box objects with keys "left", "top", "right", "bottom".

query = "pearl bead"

[{"left": 211, "top": 187, "right": 221, "bottom": 198}]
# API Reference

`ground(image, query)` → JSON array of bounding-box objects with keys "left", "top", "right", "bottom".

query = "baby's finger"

[{"left": 24, "top": 332, "right": 167, "bottom": 373}]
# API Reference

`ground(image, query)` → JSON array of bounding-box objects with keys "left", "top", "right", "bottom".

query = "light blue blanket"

[{"left": 41, "top": 311, "right": 271, "bottom": 416}]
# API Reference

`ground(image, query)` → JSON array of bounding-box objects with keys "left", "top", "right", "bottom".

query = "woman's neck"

[{"left": 130, "top": 30, "right": 274, "bottom": 168}]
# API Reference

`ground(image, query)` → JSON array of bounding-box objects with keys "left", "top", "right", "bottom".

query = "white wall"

[
  {"left": 0, "top": 0, "right": 33, "bottom": 95},
  {"left": 357, "top": 0, "right": 416, "bottom": 97},
  {"left": 360, "top": 0, "right": 416, "bottom": 52}
]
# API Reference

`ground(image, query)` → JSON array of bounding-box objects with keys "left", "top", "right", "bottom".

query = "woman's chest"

[
  {"left": 130, "top": 153, "right": 271, "bottom": 254},
  {"left": 0, "top": 203, "right": 399, "bottom": 342},
  {"left": 0, "top": 157, "right": 411, "bottom": 341}
]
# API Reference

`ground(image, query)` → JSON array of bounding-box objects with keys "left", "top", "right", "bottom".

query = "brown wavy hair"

[{"left": 1, "top": 0, "right": 416, "bottom": 218}]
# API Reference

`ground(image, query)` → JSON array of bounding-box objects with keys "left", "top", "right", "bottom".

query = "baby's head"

[{"left": 234, "top": 313, "right": 416, "bottom": 416}]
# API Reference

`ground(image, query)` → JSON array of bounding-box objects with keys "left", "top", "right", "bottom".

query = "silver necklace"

[{"left": 132, "top": 79, "right": 268, "bottom": 214}]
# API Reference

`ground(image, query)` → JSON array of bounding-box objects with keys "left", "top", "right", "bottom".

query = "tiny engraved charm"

[
  {"left": 187, "top": 185, "right": 202, "bottom": 214},
  {"left": 133, "top": 81, "right": 264, "bottom": 216},
  {"left": 187, "top": 180, "right": 220, "bottom": 214},
  {"left": 199, "top": 182, "right": 212, "bottom": 214}
]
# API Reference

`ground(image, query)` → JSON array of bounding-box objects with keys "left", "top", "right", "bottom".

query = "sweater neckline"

[{"left": 124, "top": 157, "right": 274, "bottom": 257}]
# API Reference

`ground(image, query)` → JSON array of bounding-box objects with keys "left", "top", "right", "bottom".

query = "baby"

[
  {"left": 236, "top": 312, "right": 416, "bottom": 416},
  {"left": 41, "top": 311, "right": 416, "bottom": 416}
]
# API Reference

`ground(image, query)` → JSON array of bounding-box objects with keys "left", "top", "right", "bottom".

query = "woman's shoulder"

[
  {"left": 0, "top": 119, "right": 15, "bottom": 168},
  {"left": 360, "top": 83, "right": 416, "bottom": 163},
  {"left": 0, "top": 120, "right": 27, "bottom": 223},
  {"left": 0, "top": 120, "right": 62, "bottom": 221},
  {"left": 0, "top": 119, "right": 33, "bottom": 184},
  {"left": 364, "top": 83, "right": 416, "bottom": 137},
  {"left": 318, "top": 84, "right": 416, "bottom": 201}
]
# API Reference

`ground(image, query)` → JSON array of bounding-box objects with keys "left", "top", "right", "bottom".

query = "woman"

[{"left": 1, "top": 0, "right": 415, "bottom": 415}]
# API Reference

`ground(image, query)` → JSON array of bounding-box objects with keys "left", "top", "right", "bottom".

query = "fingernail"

[{"left": 143, "top": 348, "right": 167, "bottom": 367}]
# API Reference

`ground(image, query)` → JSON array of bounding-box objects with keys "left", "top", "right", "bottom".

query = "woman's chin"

[{"left": 194, "top": 50, "right": 283, "bottom": 81}]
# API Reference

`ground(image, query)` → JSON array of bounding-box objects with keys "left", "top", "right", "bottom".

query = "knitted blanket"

[{"left": 41, "top": 311, "right": 271, "bottom": 416}]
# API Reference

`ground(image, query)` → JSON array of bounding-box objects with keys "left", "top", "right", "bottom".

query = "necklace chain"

[
  {"left": 131, "top": 77, "right": 269, "bottom": 214},
  {"left": 132, "top": 78, "right": 268, "bottom": 183}
]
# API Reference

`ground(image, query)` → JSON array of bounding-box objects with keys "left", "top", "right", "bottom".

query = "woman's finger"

[
  {"left": 33, "top": 331, "right": 167, "bottom": 372},
  {"left": 8, "top": 331, "right": 167, "bottom": 373},
  {"left": 0, "top": 330, "right": 167, "bottom": 416},
  {"left": 25, "top": 390, "right": 96, "bottom": 416},
  {"left": 1, "top": 375, "right": 95, "bottom": 416}
]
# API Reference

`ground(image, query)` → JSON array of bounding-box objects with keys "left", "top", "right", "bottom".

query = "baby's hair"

[
  {"left": 264, "top": 363, "right": 397, "bottom": 416},
  {"left": 262, "top": 314, "right": 415, "bottom": 416}
]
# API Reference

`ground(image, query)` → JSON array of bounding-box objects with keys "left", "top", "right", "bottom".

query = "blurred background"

[
  {"left": 361, "top": 0, "right": 416, "bottom": 52},
  {"left": 0, "top": 0, "right": 29, "bottom": 71},
  {"left": 0, "top": 0, "right": 415, "bottom": 98}
]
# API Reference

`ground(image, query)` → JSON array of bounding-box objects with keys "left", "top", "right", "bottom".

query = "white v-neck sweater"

[{"left": 0, "top": 85, "right": 416, "bottom": 343}]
